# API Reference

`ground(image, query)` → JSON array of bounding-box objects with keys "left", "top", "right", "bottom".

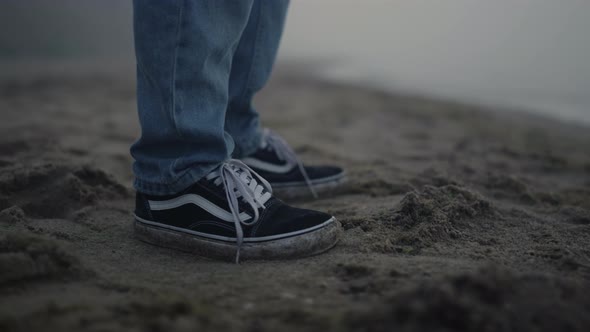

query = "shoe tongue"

[{"left": 205, "top": 165, "right": 269, "bottom": 205}]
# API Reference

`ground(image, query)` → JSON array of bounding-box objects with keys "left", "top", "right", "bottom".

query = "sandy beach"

[{"left": 1, "top": 64, "right": 589, "bottom": 331}]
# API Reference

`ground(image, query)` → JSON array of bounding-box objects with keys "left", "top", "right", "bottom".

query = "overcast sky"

[{"left": 1, "top": 0, "right": 589, "bottom": 123}]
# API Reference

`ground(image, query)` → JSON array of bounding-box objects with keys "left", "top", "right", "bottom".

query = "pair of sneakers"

[{"left": 134, "top": 129, "right": 346, "bottom": 262}]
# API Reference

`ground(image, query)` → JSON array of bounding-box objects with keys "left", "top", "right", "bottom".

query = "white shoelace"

[
  {"left": 262, "top": 129, "right": 318, "bottom": 198},
  {"left": 205, "top": 159, "right": 272, "bottom": 263}
]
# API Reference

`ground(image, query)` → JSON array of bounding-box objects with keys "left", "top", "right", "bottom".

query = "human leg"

[
  {"left": 131, "top": 0, "right": 255, "bottom": 195},
  {"left": 130, "top": 0, "right": 341, "bottom": 261},
  {"left": 224, "top": 0, "right": 290, "bottom": 158}
]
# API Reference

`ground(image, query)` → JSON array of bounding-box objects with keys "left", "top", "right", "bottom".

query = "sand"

[{"left": 1, "top": 63, "right": 590, "bottom": 331}]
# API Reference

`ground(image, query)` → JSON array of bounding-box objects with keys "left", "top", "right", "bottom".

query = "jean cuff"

[{"left": 133, "top": 162, "right": 220, "bottom": 196}]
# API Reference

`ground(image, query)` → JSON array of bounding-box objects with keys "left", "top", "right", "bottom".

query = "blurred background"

[{"left": 1, "top": 0, "right": 589, "bottom": 125}]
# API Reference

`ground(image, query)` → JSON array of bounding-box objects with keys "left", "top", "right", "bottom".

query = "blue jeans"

[{"left": 131, "top": 0, "right": 289, "bottom": 195}]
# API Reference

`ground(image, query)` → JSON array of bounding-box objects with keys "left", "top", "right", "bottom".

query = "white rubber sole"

[
  {"left": 271, "top": 173, "right": 347, "bottom": 200},
  {"left": 134, "top": 217, "right": 342, "bottom": 262}
]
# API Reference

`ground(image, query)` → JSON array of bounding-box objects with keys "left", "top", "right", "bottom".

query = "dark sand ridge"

[{"left": 1, "top": 65, "right": 589, "bottom": 331}]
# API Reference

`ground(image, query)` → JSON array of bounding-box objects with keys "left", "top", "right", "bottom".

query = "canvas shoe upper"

[
  {"left": 134, "top": 159, "right": 341, "bottom": 262},
  {"left": 241, "top": 129, "right": 346, "bottom": 199}
]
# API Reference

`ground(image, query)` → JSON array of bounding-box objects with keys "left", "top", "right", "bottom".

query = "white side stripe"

[
  {"left": 148, "top": 194, "right": 251, "bottom": 223},
  {"left": 242, "top": 157, "right": 295, "bottom": 174}
]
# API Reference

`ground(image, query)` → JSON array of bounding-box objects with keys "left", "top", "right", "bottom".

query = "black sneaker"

[
  {"left": 133, "top": 160, "right": 341, "bottom": 262},
  {"left": 241, "top": 129, "right": 346, "bottom": 199}
]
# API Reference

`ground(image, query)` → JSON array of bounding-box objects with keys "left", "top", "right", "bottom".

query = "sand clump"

[
  {"left": 1, "top": 294, "right": 230, "bottom": 332},
  {"left": 347, "top": 267, "right": 590, "bottom": 332},
  {"left": 559, "top": 206, "right": 590, "bottom": 225},
  {"left": 0, "top": 232, "right": 86, "bottom": 285},
  {"left": 0, "top": 163, "right": 128, "bottom": 219},
  {"left": 387, "top": 185, "right": 498, "bottom": 248}
]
